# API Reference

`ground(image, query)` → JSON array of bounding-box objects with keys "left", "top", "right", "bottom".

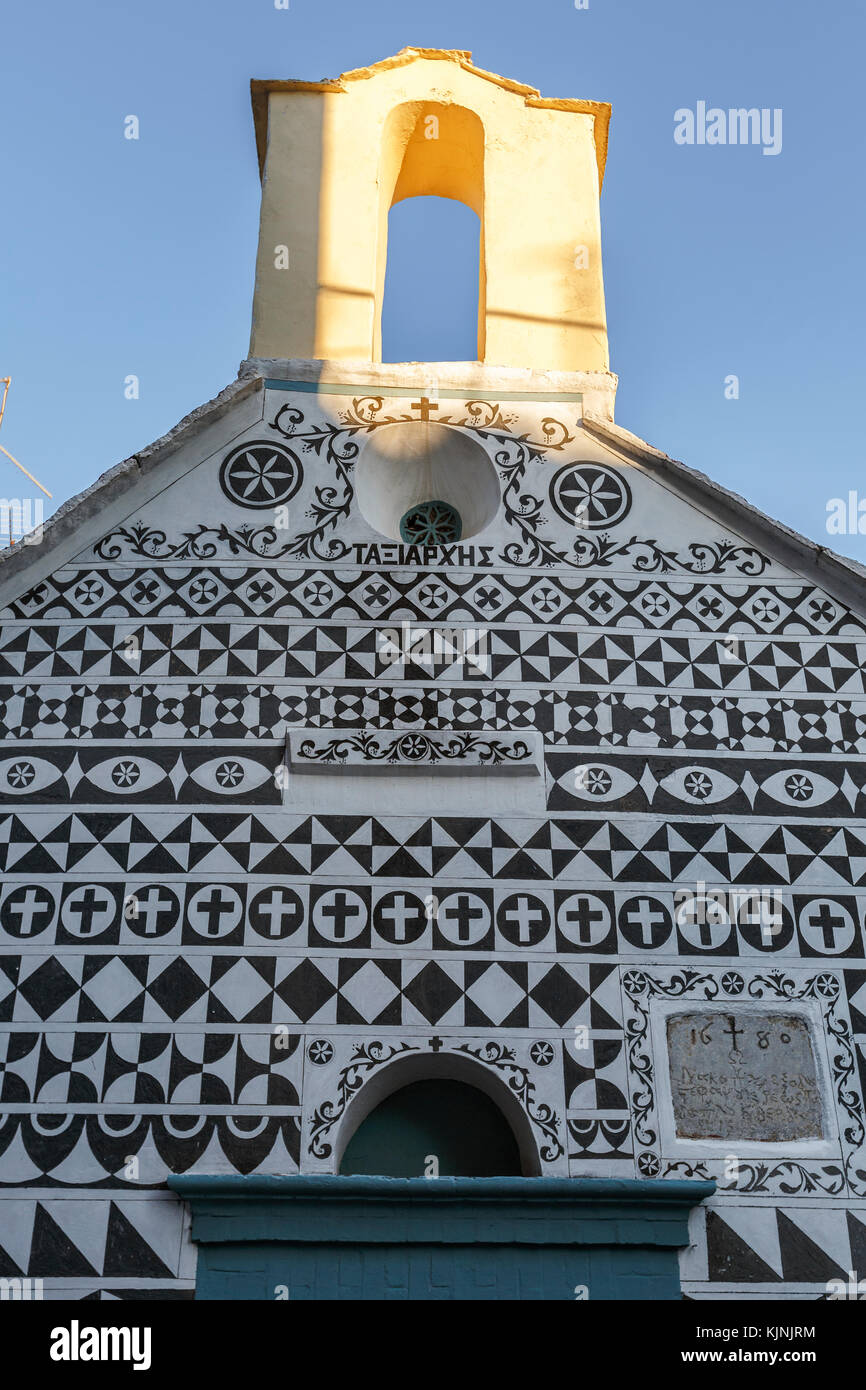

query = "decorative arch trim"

[{"left": 331, "top": 1048, "right": 544, "bottom": 1177}]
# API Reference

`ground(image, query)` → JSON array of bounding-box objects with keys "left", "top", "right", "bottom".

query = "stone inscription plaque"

[{"left": 667, "top": 1012, "right": 824, "bottom": 1142}]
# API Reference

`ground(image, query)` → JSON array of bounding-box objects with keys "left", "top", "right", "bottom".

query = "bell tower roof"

[{"left": 250, "top": 48, "right": 611, "bottom": 188}]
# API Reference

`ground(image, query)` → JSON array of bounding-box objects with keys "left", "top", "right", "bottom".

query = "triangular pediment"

[{"left": 1, "top": 367, "right": 865, "bottom": 639}]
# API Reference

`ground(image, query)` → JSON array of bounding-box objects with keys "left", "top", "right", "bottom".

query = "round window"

[{"left": 399, "top": 499, "right": 463, "bottom": 545}]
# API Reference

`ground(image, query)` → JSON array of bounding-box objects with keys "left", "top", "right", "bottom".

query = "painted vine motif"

[
  {"left": 453, "top": 1040, "right": 563, "bottom": 1162},
  {"left": 308, "top": 1039, "right": 419, "bottom": 1159},
  {"left": 294, "top": 732, "right": 533, "bottom": 766},
  {"left": 92, "top": 395, "right": 771, "bottom": 571}
]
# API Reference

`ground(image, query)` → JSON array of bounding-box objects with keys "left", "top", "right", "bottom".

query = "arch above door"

[
  {"left": 332, "top": 1048, "right": 544, "bottom": 1177},
  {"left": 339, "top": 1077, "right": 522, "bottom": 1177}
]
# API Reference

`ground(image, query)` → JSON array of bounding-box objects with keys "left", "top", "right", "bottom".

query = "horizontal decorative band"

[{"left": 287, "top": 729, "right": 541, "bottom": 772}]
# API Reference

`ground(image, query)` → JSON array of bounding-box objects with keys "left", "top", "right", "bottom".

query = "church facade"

[{"left": 1, "top": 48, "right": 865, "bottom": 1301}]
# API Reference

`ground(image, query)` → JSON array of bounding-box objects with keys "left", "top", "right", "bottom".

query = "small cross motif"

[
  {"left": 411, "top": 396, "right": 439, "bottom": 422},
  {"left": 722, "top": 1016, "right": 744, "bottom": 1052}
]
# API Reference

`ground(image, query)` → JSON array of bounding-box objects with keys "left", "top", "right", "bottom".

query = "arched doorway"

[
  {"left": 339, "top": 1078, "right": 522, "bottom": 1177},
  {"left": 332, "top": 1050, "right": 543, "bottom": 1176},
  {"left": 173, "top": 1046, "right": 715, "bottom": 1301}
]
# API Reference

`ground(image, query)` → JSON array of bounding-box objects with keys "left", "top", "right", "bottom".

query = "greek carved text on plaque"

[{"left": 666, "top": 1012, "right": 824, "bottom": 1142}]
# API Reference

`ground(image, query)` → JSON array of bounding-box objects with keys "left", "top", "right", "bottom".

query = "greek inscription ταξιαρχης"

[{"left": 666, "top": 1012, "right": 824, "bottom": 1142}]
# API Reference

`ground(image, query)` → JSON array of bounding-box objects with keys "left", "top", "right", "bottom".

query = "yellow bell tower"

[{"left": 248, "top": 47, "right": 611, "bottom": 373}]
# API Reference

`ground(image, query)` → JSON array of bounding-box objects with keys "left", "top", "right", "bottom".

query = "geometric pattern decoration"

[
  {"left": 547, "top": 751, "right": 866, "bottom": 817},
  {"left": 3, "top": 746, "right": 866, "bottom": 816},
  {"left": 3, "top": 382, "right": 866, "bottom": 1299},
  {"left": 3, "top": 683, "right": 866, "bottom": 759},
  {"left": 698, "top": 1204, "right": 866, "bottom": 1285},
  {"left": 0, "top": 745, "right": 281, "bottom": 805},
  {"left": 9, "top": 743, "right": 866, "bottom": 817},
  {"left": 0, "top": 882, "right": 861, "bottom": 958},
  {"left": 0, "top": 1198, "right": 183, "bottom": 1279},
  {"left": 0, "top": 954, "right": 624, "bottom": 1028},
  {"left": 0, "top": 1113, "right": 301, "bottom": 1189},
  {"left": 3, "top": 813, "right": 866, "bottom": 887},
  {"left": 0, "top": 1030, "right": 302, "bottom": 1104},
  {"left": 5, "top": 565, "right": 861, "bottom": 634},
  {"left": 3, "top": 621, "right": 866, "bottom": 689}
]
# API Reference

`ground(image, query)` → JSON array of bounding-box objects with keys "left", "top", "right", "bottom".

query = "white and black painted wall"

[{"left": 0, "top": 367, "right": 864, "bottom": 1299}]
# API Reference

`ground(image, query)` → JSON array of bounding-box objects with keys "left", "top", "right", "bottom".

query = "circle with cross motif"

[
  {"left": 435, "top": 892, "right": 491, "bottom": 947},
  {"left": 675, "top": 897, "right": 735, "bottom": 952},
  {"left": 736, "top": 898, "right": 794, "bottom": 953},
  {"left": 219, "top": 441, "right": 303, "bottom": 509},
  {"left": 186, "top": 884, "right": 244, "bottom": 939},
  {"left": 496, "top": 893, "right": 551, "bottom": 947},
  {"left": 249, "top": 886, "right": 304, "bottom": 940},
  {"left": 311, "top": 888, "right": 368, "bottom": 943},
  {"left": 60, "top": 884, "right": 117, "bottom": 939},
  {"left": 373, "top": 890, "right": 428, "bottom": 945},
  {"left": 1, "top": 884, "right": 56, "bottom": 938},
  {"left": 617, "top": 896, "right": 672, "bottom": 950},
  {"left": 124, "top": 884, "right": 180, "bottom": 939},
  {"left": 796, "top": 898, "right": 856, "bottom": 955},
  {"left": 550, "top": 463, "right": 631, "bottom": 529},
  {"left": 556, "top": 893, "right": 611, "bottom": 948}
]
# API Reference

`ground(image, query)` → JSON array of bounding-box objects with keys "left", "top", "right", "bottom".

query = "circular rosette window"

[
  {"left": 549, "top": 462, "right": 631, "bottom": 529},
  {"left": 356, "top": 421, "right": 500, "bottom": 542},
  {"left": 219, "top": 440, "right": 303, "bottom": 509},
  {"left": 399, "top": 499, "right": 462, "bottom": 545}
]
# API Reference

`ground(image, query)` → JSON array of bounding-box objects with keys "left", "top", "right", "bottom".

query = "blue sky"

[{"left": 2, "top": 0, "right": 864, "bottom": 558}]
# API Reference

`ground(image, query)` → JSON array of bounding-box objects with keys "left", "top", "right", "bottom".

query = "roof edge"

[
  {"left": 581, "top": 414, "right": 866, "bottom": 610},
  {"left": 0, "top": 374, "right": 263, "bottom": 591}
]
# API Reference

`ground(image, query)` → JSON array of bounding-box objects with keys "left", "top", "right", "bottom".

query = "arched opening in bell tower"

[
  {"left": 375, "top": 102, "right": 486, "bottom": 363},
  {"left": 381, "top": 197, "right": 480, "bottom": 363}
]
